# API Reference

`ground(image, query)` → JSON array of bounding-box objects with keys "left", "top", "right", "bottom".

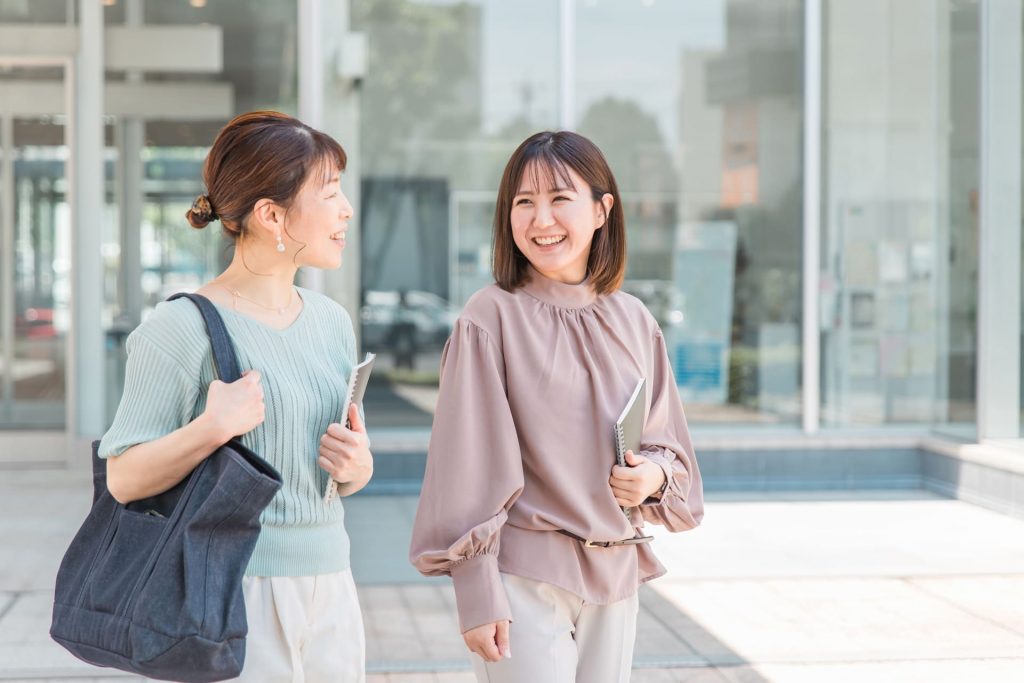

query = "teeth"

[
  {"left": 533, "top": 235, "right": 566, "bottom": 246},
  {"left": 331, "top": 232, "right": 346, "bottom": 240}
]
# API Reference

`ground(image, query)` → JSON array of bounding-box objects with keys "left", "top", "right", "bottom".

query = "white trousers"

[
  {"left": 472, "top": 573, "right": 639, "bottom": 683},
  {"left": 222, "top": 569, "right": 366, "bottom": 683}
]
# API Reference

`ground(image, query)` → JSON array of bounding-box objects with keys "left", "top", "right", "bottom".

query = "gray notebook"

[
  {"left": 613, "top": 378, "right": 646, "bottom": 517},
  {"left": 614, "top": 377, "right": 646, "bottom": 468},
  {"left": 323, "top": 352, "right": 376, "bottom": 504}
]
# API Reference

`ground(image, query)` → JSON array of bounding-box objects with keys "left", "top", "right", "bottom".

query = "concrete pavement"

[{"left": 1, "top": 470, "right": 1022, "bottom": 682}]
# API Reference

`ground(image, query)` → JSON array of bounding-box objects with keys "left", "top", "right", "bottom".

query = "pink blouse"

[{"left": 409, "top": 267, "right": 704, "bottom": 632}]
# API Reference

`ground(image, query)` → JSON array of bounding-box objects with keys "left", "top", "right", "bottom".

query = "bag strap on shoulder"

[
  {"left": 90, "top": 294, "right": 243, "bottom": 490},
  {"left": 167, "top": 293, "right": 241, "bottom": 384}
]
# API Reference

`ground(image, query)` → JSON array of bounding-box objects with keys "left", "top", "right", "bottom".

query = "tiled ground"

[{"left": 2, "top": 470, "right": 1023, "bottom": 682}]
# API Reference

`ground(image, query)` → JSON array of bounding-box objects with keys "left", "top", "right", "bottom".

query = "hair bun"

[{"left": 186, "top": 194, "right": 217, "bottom": 228}]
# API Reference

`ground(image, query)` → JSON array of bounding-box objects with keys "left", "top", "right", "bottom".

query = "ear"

[
  {"left": 596, "top": 193, "right": 614, "bottom": 229},
  {"left": 250, "top": 198, "right": 284, "bottom": 235}
]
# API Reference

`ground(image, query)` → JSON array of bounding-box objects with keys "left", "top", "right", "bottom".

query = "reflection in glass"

[
  {"left": 822, "top": 1, "right": 979, "bottom": 431},
  {"left": 95, "top": 0, "right": 300, "bottom": 427},
  {"left": 352, "top": 0, "right": 559, "bottom": 427},
  {"left": 577, "top": 0, "right": 804, "bottom": 425}
]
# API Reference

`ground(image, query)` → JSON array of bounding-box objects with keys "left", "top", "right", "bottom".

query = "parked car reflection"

[{"left": 360, "top": 290, "right": 457, "bottom": 370}]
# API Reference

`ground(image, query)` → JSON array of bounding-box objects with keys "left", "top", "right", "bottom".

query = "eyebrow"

[{"left": 514, "top": 186, "right": 575, "bottom": 196}]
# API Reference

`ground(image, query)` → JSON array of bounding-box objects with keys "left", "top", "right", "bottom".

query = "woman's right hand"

[
  {"left": 463, "top": 620, "right": 510, "bottom": 662},
  {"left": 201, "top": 369, "right": 265, "bottom": 441}
]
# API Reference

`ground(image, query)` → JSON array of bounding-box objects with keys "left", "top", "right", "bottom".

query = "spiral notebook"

[
  {"left": 323, "top": 352, "right": 376, "bottom": 504},
  {"left": 614, "top": 377, "right": 646, "bottom": 467},
  {"left": 614, "top": 377, "right": 646, "bottom": 516}
]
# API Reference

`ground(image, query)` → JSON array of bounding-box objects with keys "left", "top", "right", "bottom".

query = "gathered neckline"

[{"left": 518, "top": 265, "right": 599, "bottom": 311}]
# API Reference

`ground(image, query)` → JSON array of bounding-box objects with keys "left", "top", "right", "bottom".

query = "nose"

[
  {"left": 339, "top": 191, "right": 354, "bottom": 220},
  {"left": 533, "top": 201, "right": 556, "bottom": 229}
]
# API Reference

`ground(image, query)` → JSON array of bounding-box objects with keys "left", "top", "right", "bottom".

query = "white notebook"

[
  {"left": 323, "top": 352, "right": 376, "bottom": 504},
  {"left": 614, "top": 377, "right": 646, "bottom": 516}
]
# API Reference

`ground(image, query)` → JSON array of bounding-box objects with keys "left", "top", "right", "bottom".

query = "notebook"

[
  {"left": 614, "top": 377, "right": 646, "bottom": 516},
  {"left": 322, "top": 352, "right": 377, "bottom": 504},
  {"left": 614, "top": 377, "right": 646, "bottom": 467}
]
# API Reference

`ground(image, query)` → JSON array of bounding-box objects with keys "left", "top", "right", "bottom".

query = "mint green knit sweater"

[{"left": 98, "top": 287, "right": 357, "bottom": 577}]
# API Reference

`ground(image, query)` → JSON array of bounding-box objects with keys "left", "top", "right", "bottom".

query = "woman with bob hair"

[
  {"left": 410, "top": 130, "right": 704, "bottom": 682},
  {"left": 99, "top": 111, "right": 370, "bottom": 682}
]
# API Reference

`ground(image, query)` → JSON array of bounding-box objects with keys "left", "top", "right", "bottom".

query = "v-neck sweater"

[{"left": 98, "top": 287, "right": 357, "bottom": 577}]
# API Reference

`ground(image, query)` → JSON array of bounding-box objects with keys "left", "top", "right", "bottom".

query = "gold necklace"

[{"left": 221, "top": 284, "right": 294, "bottom": 316}]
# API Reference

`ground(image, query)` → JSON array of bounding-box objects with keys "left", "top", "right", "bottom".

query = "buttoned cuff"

[
  {"left": 450, "top": 553, "right": 512, "bottom": 633},
  {"left": 640, "top": 452, "right": 683, "bottom": 506}
]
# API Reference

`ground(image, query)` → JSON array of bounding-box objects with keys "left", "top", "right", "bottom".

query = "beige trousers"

[
  {"left": 221, "top": 569, "right": 366, "bottom": 683},
  {"left": 472, "top": 573, "right": 639, "bottom": 683}
]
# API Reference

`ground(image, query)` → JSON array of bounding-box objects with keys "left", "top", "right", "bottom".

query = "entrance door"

[{"left": 0, "top": 62, "right": 71, "bottom": 463}]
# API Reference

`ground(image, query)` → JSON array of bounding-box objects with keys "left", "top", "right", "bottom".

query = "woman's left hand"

[
  {"left": 319, "top": 403, "right": 373, "bottom": 492},
  {"left": 609, "top": 450, "right": 667, "bottom": 507}
]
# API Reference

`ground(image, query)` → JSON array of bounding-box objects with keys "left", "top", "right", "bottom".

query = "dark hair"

[
  {"left": 185, "top": 111, "right": 347, "bottom": 238},
  {"left": 492, "top": 131, "right": 626, "bottom": 295}
]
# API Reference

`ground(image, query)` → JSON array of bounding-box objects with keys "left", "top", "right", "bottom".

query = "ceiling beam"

[{"left": 0, "top": 25, "right": 222, "bottom": 72}]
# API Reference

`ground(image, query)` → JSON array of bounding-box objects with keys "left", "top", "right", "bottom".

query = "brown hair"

[
  {"left": 492, "top": 131, "right": 626, "bottom": 295},
  {"left": 185, "top": 111, "right": 347, "bottom": 238}
]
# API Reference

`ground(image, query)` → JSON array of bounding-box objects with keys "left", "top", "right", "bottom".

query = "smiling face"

[
  {"left": 510, "top": 161, "right": 613, "bottom": 285},
  {"left": 282, "top": 161, "right": 354, "bottom": 270}
]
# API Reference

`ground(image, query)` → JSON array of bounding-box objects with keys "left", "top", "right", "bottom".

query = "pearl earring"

[{"left": 276, "top": 233, "right": 286, "bottom": 253}]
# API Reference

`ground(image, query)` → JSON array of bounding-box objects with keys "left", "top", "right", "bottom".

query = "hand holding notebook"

[{"left": 323, "top": 352, "right": 376, "bottom": 504}]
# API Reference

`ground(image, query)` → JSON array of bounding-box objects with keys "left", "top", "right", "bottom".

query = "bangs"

[
  {"left": 514, "top": 149, "right": 577, "bottom": 196},
  {"left": 307, "top": 130, "right": 348, "bottom": 188},
  {"left": 309, "top": 153, "right": 341, "bottom": 188}
]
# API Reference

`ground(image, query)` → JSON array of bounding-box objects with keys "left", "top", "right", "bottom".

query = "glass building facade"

[{"left": 0, "top": 0, "right": 1021, "bottom": 466}]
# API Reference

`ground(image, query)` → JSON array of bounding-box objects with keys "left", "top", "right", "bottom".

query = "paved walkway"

[{"left": 1, "top": 470, "right": 1023, "bottom": 682}]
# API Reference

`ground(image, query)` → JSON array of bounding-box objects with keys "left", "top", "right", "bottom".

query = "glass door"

[{"left": 0, "top": 65, "right": 70, "bottom": 436}]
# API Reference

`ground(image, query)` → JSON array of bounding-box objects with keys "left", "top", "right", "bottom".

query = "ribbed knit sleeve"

[{"left": 98, "top": 323, "right": 203, "bottom": 459}]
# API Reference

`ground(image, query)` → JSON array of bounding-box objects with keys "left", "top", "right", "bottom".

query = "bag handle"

[{"left": 167, "top": 292, "right": 241, "bottom": 384}]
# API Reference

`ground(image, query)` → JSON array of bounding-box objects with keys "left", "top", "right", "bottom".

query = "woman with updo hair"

[{"left": 98, "top": 111, "right": 369, "bottom": 682}]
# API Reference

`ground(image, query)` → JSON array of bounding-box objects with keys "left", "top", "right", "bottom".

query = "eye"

[
  {"left": 553, "top": 195, "right": 570, "bottom": 202},
  {"left": 515, "top": 198, "right": 532, "bottom": 206},
  {"left": 326, "top": 192, "right": 338, "bottom": 199}
]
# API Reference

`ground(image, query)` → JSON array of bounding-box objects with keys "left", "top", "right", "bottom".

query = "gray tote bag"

[{"left": 50, "top": 293, "right": 282, "bottom": 682}]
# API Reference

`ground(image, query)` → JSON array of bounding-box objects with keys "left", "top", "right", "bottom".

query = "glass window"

[
  {"left": 128, "top": 0, "right": 300, "bottom": 309},
  {"left": 0, "top": 101, "right": 70, "bottom": 429},
  {"left": 821, "top": 0, "right": 980, "bottom": 433},
  {"left": 353, "top": 0, "right": 804, "bottom": 428},
  {"left": 99, "top": 0, "right": 300, "bottom": 427},
  {"left": 576, "top": 0, "right": 805, "bottom": 426},
  {"left": 0, "top": 0, "right": 71, "bottom": 23},
  {"left": 352, "top": 0, "right": 560, "bottom": 427}
]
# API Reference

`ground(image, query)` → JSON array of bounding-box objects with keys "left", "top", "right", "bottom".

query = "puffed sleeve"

[
  {"left": 409, "top": 318, "right": 524, "bottom": 632},
  {"left": 638, "top": 329, "right": 705, "bottom": 531},
  {"left": 97, "top": 329, "right": 202, "bottom": 458}
]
